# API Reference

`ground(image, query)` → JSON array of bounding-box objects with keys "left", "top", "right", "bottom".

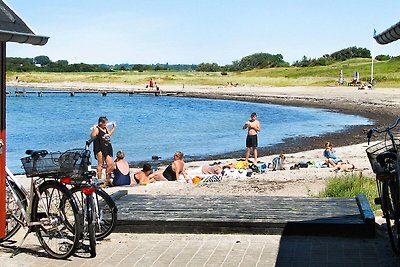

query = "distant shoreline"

[{"left": 7, "top": 82, "right": 399, "bottom": 163}]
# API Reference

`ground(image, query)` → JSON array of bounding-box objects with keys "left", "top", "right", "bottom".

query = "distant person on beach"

[
  {"left": 133, "top": 163, "right": 155, "bottom": 185},
  {"left": 109, "top": 150, "right": 132, "bottom": 186},
  {"left": 149, "top": 78, "right": 154, "bottom": 89},
  {"left": 243, "top": 112, "right": 261, "bottom": 163},
  {"left": 149, "top": 151, "right": 187, "bottom": 181},
  {"left": 332, "top": 160, "right": 355, "bottom": 172},
  {"left": 323, "top": 142, "right": 342, "bottom": 167},
  {"left": 90, "top": 116, "right": 116, "bottom": 183}
]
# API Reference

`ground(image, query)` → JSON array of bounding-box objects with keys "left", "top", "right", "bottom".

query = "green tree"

[
  {"left": 33, "top": 55, "right": 51, "bottom": 66},
  {"left": 196, "top": 63, "right": 220, "bottom": 72}
]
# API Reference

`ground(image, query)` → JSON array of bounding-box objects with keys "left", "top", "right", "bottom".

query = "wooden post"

[{"left": 0, "top": 41, "right": 6, "bottom": 239}]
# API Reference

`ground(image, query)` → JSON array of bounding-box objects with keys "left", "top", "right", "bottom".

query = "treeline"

[
  {"left": 7, "top": 46, "right": 394, "bottom": 73},
  {"left": 6, "top": 56, "right": 197, "bottom": 72},
  {"left": 292, "top": 46, "right": 375, "bottom": 67}
]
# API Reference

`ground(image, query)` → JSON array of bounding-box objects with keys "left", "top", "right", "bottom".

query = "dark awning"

[
  {"left": 374, "top": 21, "right": 400, "bottom": 45},
  {"left": 0, "top": 0, "right": 49, "bottom": 45}
]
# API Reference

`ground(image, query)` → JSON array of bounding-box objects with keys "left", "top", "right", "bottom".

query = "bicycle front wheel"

[
  {"left": 0, "top": 179, "right": 27, "bottom": 242},
  {"left": 31, "top": 180, "right": 81, "bottom": 259},
  {"left": 382, "top": 179, "right": 400, "bottom": 255},
  {"left": 70, "top": 187, "right": 117, "bottom": 240}
]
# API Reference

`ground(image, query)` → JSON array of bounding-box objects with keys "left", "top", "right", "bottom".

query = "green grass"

[
  {"left": 7, "top": 57, "right": 400, "bottom": 87},
  {"left": 318, "top": 173, "right": 379, "bottom": 212}
]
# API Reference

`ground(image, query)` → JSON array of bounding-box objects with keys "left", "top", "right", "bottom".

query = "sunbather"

[
  {"left": 149, "top": 151, "right": 187, "bottom": 181},
  {"left": 133, "top": 163, "right": 154, "bottom": 185},
  {"left": 332, "top": 161, "right": 355, "bottom": 172}
]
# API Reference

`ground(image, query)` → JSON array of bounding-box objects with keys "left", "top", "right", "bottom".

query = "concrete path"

[{"left": 0, "top": 231, "right": 399, "bottom": 267}]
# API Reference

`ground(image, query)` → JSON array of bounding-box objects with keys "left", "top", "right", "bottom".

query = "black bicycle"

[
  {"left": 60, "top": 140, "right": 117, "bottom": 257},
  {"left": 366, "top": 118, "right": 400, "bottom": 255}
]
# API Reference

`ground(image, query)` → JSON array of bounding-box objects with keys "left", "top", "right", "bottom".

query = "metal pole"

[
  {"left": 371, "top": 37, "right": 375, "bottom": 83},
  {"left": 0, "top": 41, "right": 6, "bottom": 239}
]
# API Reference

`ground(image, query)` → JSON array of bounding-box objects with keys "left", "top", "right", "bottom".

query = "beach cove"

[{"left": 8, "top": 82, "right": 400, "bottom": 197}]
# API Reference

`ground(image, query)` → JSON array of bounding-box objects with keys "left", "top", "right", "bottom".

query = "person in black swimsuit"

[
  {"left": 90, "top": 116, "right": 116, "bottom": 182},
  {"left": 149, "top": 151, "right": 187, "bottom": 181}
]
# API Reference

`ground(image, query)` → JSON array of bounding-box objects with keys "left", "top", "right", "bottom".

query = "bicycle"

[
  {"left": 366, "top": 117, "right": 400, "bottom": 255},
  {"left": 60, "top": 140, "right": 117, "bottom": 257},
  {"left": 0, "top": 150, "right": 82, "bottom": 259}
]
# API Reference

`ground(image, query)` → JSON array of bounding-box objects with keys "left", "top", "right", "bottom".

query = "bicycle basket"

[
  {"left": 21, "top": 151, "right": 62, "bottom": 177},
  {"left": 366, "top": 139, "right": 400, "bottom": 175},
  {"left": 58, "top": 149, "right": 90, "bottom": 180}
]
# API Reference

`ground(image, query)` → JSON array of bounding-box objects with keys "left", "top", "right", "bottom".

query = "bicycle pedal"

[{"left": 374, "top": 197, "right": 382, "bottom": 205}]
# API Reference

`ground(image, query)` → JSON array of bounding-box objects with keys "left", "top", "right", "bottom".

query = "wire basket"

[
  {"left": 21, "top": 151, "right": 63, "bottom": 178},
  {"left": 58, "top": 149, "right": 90, "bottom": 181},
  {"left": 21, "top": 149, "right": 90, "bottom": 179},
  {"left": 366, "top": 140, "right": 400, "bottom": 175}
]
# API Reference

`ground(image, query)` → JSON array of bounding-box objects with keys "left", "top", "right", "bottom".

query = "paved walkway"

[{"left": 0, "top": 231, "right": 399, "bottom": 267}]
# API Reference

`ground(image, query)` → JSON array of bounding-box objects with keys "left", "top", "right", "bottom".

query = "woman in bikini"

[
  {"left": 90, "top": 116, "right": 116, "bottom": 183},
  {"left": 149, "top": 151, "right": 187, "bottom": 181},
  {"left": 133, "top": 163, "right": 154, "bottom": 185}
]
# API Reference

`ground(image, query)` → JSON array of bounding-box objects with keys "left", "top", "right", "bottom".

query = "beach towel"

[
  {"left": 201, "top": 175, "right": 223, "bottom": 183},
  {"left": 272, "top": 157, "right": 284, "bottom": 171}
]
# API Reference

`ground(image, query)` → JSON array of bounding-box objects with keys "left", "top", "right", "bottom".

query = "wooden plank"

[{"left": 113, "top": 194, "right": 374, "bottom": 237}]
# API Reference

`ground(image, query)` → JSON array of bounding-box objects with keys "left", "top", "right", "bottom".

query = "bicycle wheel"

[
  {"left": 70, "top": 187, "right": 117, "bottom": 240},
  {"left": 86, "top": 195, "right": 96, "bottom": 258},
  {"left": 0, "top": 179, "right": 27, "bottom": 241},
  {"left": 382, "top": 179, "right": 400, "bottom": 255},
  {"left": 31, "top": 180, "right": 81, "bottom": 259}
]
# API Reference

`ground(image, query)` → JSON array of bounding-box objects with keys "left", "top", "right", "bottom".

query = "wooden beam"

[{"left": 0, "top": 41, "right": 6, "bottom": 239}]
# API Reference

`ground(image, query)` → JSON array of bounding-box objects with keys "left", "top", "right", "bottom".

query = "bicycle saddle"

[
  {"left": 376, "top": 151, "right": 397, "bottom": 167},
  {"left": 25, "top": 149, "right": 48, "bottom": 158}
]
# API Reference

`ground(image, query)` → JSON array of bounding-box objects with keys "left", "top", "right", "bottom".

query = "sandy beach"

[{"left": 9, "top": 82, "right": 400, "bottom": 197}]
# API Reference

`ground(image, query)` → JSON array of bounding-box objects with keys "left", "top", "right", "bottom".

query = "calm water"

[{"left": 6, "top": 88, "right": 371, "bottom": 173}]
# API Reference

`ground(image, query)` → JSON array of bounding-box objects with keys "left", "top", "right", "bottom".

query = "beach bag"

[
  {"left": 235, "top": 160, "right": 249, "bottom": 169},
  {"left": 272, "top": 157, "right": 283, "bottom": 171}
]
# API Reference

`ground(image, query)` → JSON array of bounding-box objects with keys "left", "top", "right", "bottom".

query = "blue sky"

[{"left": 5, "top": 0, "right": 400, "bottom": 65}]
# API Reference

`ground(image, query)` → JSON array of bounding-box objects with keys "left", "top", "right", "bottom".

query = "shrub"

[{"left": 318, "top": 173, "right": 379, "bottom": 211}]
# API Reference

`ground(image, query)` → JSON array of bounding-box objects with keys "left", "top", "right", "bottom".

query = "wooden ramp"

[{"left": 114, "top": 193, "right": 375, "bottom": 238}]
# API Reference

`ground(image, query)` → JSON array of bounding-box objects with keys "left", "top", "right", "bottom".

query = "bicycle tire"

[
  {"left": 86, "top": 195, "right": 97, "bottom": 258},
  {"left": 0, "top": 179, "right": 27, "bottom": 241},
  {"left": 382, "top": 179, "right": 400, "bottom": 255},
  {"left": 70, "top": 186, "right": 117, "bottom": 240},
  {"left": 31, "top": 180, "right": 81, "bottom": 259}
]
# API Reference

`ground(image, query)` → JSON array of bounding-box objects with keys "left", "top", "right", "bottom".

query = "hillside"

[{"left": 7, "top": 58, "right": 400, "bottom": 88}]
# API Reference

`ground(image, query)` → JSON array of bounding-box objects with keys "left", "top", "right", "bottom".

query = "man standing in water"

[{"left": 243, "top": 112, "right": 261, "bottom": 163}]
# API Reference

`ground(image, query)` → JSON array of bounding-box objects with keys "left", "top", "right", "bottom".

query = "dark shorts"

[{"left": 246, "top": 135, "right": 258, "bottom": 148}]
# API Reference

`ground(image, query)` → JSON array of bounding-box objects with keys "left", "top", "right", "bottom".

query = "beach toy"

[{"left": 192, "top": 176, "right": 201, "bottom": 184}]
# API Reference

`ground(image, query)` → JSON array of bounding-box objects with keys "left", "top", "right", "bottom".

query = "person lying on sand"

[
  {"left": 202, "top": 162, "right": 235, "bottom": 175},
  {"left": 133, "top": 163, "right": 155, "bottom": 185},
  {"left": 332, "top": 161, "right": 355, "bottom": 172}
]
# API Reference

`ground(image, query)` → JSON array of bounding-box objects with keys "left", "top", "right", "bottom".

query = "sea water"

[{"left": 6, "top": 89, "right": 371, "bottom": 173}]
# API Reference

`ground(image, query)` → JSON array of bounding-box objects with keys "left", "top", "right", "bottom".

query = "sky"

[{"left": 5, "top": 0, "right": 400, "bottom": 65}]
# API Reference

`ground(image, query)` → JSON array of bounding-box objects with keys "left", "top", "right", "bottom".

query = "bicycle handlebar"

[
  {"left": 367, "top": 117, "right": 400, "bottom": 144},
  {"left": 85, "top": 139, "right": 93, "bottom": 148}
]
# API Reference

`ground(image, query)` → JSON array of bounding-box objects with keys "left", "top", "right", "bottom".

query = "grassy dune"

[{"left": 7, "top": 58, "right": 400, "bottom": 87}]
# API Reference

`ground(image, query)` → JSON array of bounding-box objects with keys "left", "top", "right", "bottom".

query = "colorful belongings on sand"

[{"left": 234, "top": 160, "right": 249, "bottom": 169}]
